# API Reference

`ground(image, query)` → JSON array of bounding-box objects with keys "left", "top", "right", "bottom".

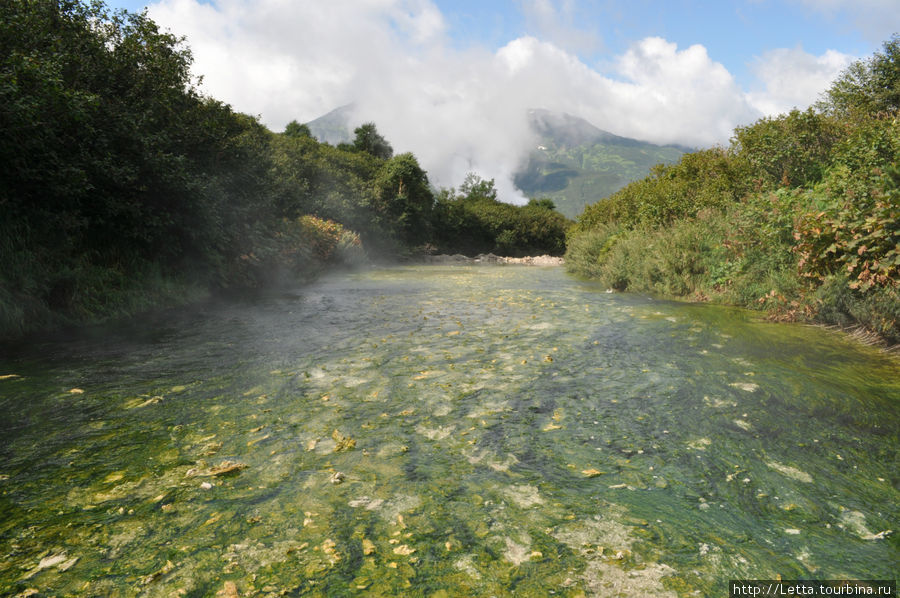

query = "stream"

[{"left": 0, "top": 265, "right": 897, "bottom": 596}]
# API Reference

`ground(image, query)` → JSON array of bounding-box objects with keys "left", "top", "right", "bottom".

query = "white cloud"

[
  {"left": 516, "top": 0, "right": 601, "bottom": 56},
  {"left": 606, "top": 37, "right": 759, "bottom": 146},
  {"left": 146, "top": 0, "right": 847, "bottom": 204},
  {"left": 746, "top": 47, "right": 855, "bottom": 115}
]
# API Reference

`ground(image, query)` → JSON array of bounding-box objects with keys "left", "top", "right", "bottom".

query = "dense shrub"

[
  {"left": 575, "top": 147, "right": 747, "bottom": 230},
  {"left": 432, "top": 176, "right": 570, "bottom": 257},
  {"left": 731, "top": 109, "right": 844, "bottom": 189},
  {"left": 796, "top": 163, "right": 900, "bottom": 291}
]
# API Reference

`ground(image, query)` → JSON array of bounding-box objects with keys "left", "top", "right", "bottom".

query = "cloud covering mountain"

[{"left": 146, "top": 0, "right": 863, "bottom": 203}]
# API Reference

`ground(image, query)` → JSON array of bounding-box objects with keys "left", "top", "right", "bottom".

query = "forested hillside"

[
  {"left": 0, "top": 1, "right": 569, "bottom": 340},
  {"left": 514, "top": 109, "right": 686, "bottom": 218},
  {"left": 566, "top": 36, "right": 900, "bottom": 344},
  {"left": 306, "top": 106, "right": 687, "bottom": 219}
]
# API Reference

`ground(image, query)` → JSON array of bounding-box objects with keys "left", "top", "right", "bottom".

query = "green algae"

[{"left": 0, "top": 265, "right": 897, "bottom": 596}]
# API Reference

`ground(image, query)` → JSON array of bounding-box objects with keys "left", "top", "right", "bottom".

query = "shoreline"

[{"left": 419, "top": 253, "right": 564, "bottom": 266}]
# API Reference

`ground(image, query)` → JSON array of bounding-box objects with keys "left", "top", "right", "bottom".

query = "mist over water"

[{"left": 1, "top": 265, "right": 897, "bottom": 596}]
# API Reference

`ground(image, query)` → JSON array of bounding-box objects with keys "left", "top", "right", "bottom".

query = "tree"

[
  {"left": 732, "top": 109, "right": 842, "bottom": 189},
  {"left": 459, "top": 173, "right": 497, "bottom": 201},
  {"left": 352, "top": 122, "right": 393, "bottom": 160},
  {"left": 820, "top": 34, "right": 900, "bottom": 118},
  {"left": 284, "top": 120, "right": 312, "bottom": 138},
  {"left": 527, "top": 198, "right": 557, "bottom": 211},
  {"left": 372, "top": 153, "right": 434, "bottom": 247},
  {"left": 430, "top": 173, "right": 570, "bottom": 256}
]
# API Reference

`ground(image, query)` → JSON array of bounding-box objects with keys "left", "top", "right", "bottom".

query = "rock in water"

[
  {"left": 216, "top": 581, "right": 239, "bottom": 597},
  {"left": 208, "top": 461, "right": 248, "bottom": 476}
]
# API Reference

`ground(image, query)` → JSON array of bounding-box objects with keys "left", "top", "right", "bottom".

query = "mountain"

[
  {"left": 306, "top": 104, "right": 356, "bottom": 145},
  {"left": 304, "top": 106, "right": 688, "bottom": 218},
  {"left": 515, "top": 109, "right": 688, "bottom": 218}
]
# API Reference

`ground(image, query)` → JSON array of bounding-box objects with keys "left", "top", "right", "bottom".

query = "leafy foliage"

[
  {"left": 1, "top": 1, "right": 572, "bottom": 338},
  {"left": 575, "top": 147, "right": 747, "bottom": 230},
  {"left": 351, "top": 122, "right": 393, "bottom": 160},
  {"left": 372, "top": 153, "right": 434, "bottom": 248},
  {"left": 284, "top": 120, "right": 312, "bottom": 138},
  {"left": 795, "top": 162, "right": 900, "bottom": 292},
  {"left": 820, "top": 34, "right": 900, "bottom": 118},
  {"left": 732, "top": 108, "right": 844, "bottom": 189},
  {"left": 0, "top": 1, "right": 390, "bottom": 337},
  {"left": 432, "top": 175, "right": 570, "bottom": 257}
]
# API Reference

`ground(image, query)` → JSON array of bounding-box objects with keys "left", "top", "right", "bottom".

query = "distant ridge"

[
  {"left": 304, "top": 106, "right": 688, "bottom": 218},
  {"left": 516, "top": 109, "right": 687, "bottom": 217},
  {"left": 306, "top": 103, "right": 356, "bottom": 145},
  {"left": 527, "top": 108, "right": 645, "bottom": 148}
]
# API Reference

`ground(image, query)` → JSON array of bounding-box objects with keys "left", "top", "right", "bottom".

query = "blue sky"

[
  {"left": 99, "top": 0, "right": 898, "bottom": 201},
  {"left": 431, "top": 0, "right": 880, "bottom": 85}
]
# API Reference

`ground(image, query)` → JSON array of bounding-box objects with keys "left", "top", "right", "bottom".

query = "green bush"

[
  {"left": 432, "top": 175, "right": 571, "bottom": 256},
  {"left": 567, "top": 214, "right": 730, "bottom": 296},
  {"left": 794, "top": 119, "right": 900, "bottom": 291},
  {"left": 731, "top": 109, "right": 844, "bottom": 189},
  {"left": 575, "top": 147, "right": 745, "bottom": 230},
  {"left": 564, "top": 222, "right": 624, "bottom": 280}
]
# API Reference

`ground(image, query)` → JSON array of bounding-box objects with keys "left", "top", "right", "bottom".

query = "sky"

[{"left": 103, "top": 0, "right": 899, "bottom": 202}]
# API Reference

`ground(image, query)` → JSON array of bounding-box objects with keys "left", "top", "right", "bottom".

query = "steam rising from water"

[{"left": 147, "top": 0, "right": 853, "bottom": 203}]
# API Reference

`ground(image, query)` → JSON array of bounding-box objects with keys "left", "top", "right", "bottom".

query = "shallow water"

[{"left": 0, "top": 265, "right": 897, "bottom": 597}]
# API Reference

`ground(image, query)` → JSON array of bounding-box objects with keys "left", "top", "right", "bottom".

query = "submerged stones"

[
  {"left": 503, "top": 537, "right": 531, "bottom": 566},
  {"left": 687, "top": 437, "right": 712, "bottom": 451},
  {"left": 186, "top": 460, "right": 248, "bottom": 478},
  {"left": 766, "top": 461, "right": 813, "bottom": 483},
  {"left": 4, "top": 266, "right": 900, "bottom": 595},
  {"left": 552, "top": 508, "right": 678, "bottom": 597},
  {"left": 215, "top": 581, "right": 239, "bottom": 598},
  {"left": 200, "top": 441, "right": 223, "bottom": 456},
  {"left": 729, "top": 382, "right": 759, "bottom": 392},
  {"left": 501, "top": 484, "right": 545, "bottom": 508},
  {"left": 141, "top": 559, "right": 175, "bottom": 586},
  {"left": 838, "top": 508, "right": 893, "bottom": 540},
  {"left": 124, "top": 395, "right": 163, "bottom": 409},
  {"left": 21, "top": 553, "right": 79, "bottom": 580},
  {"left": 208, "top": 461, "right": 248, "bottom": 476},
  {"left": 392, "top": 544, "right": 415, "bottom": 556},
  {"left": 415, "top": 423, "right": 455, "bottom": 440}
]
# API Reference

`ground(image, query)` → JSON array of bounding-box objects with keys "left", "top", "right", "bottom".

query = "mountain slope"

[
  {"left": 306, "top": 104, "right": 356, "bottom": 145},
  {"left": 304, "top": 107, "right": 688, "bottom": 218},
  {"left": 515, "top": 109, "right": 687, "bottom": 217}
]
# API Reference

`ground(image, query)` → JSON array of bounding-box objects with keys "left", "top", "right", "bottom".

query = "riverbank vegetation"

[
  {"left": 430, "top": 175, "right": 569, "bottom": 257},
  {"left": 566, "top": 36, "right": 900, "bottom": 345},
  {"left": 0, "top": 1, "right": 568, "bottom": 340}
]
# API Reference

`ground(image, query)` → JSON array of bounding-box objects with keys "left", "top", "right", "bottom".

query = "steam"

[{"left": 147, "top": 0, "right": 854, "bottom": 204}]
